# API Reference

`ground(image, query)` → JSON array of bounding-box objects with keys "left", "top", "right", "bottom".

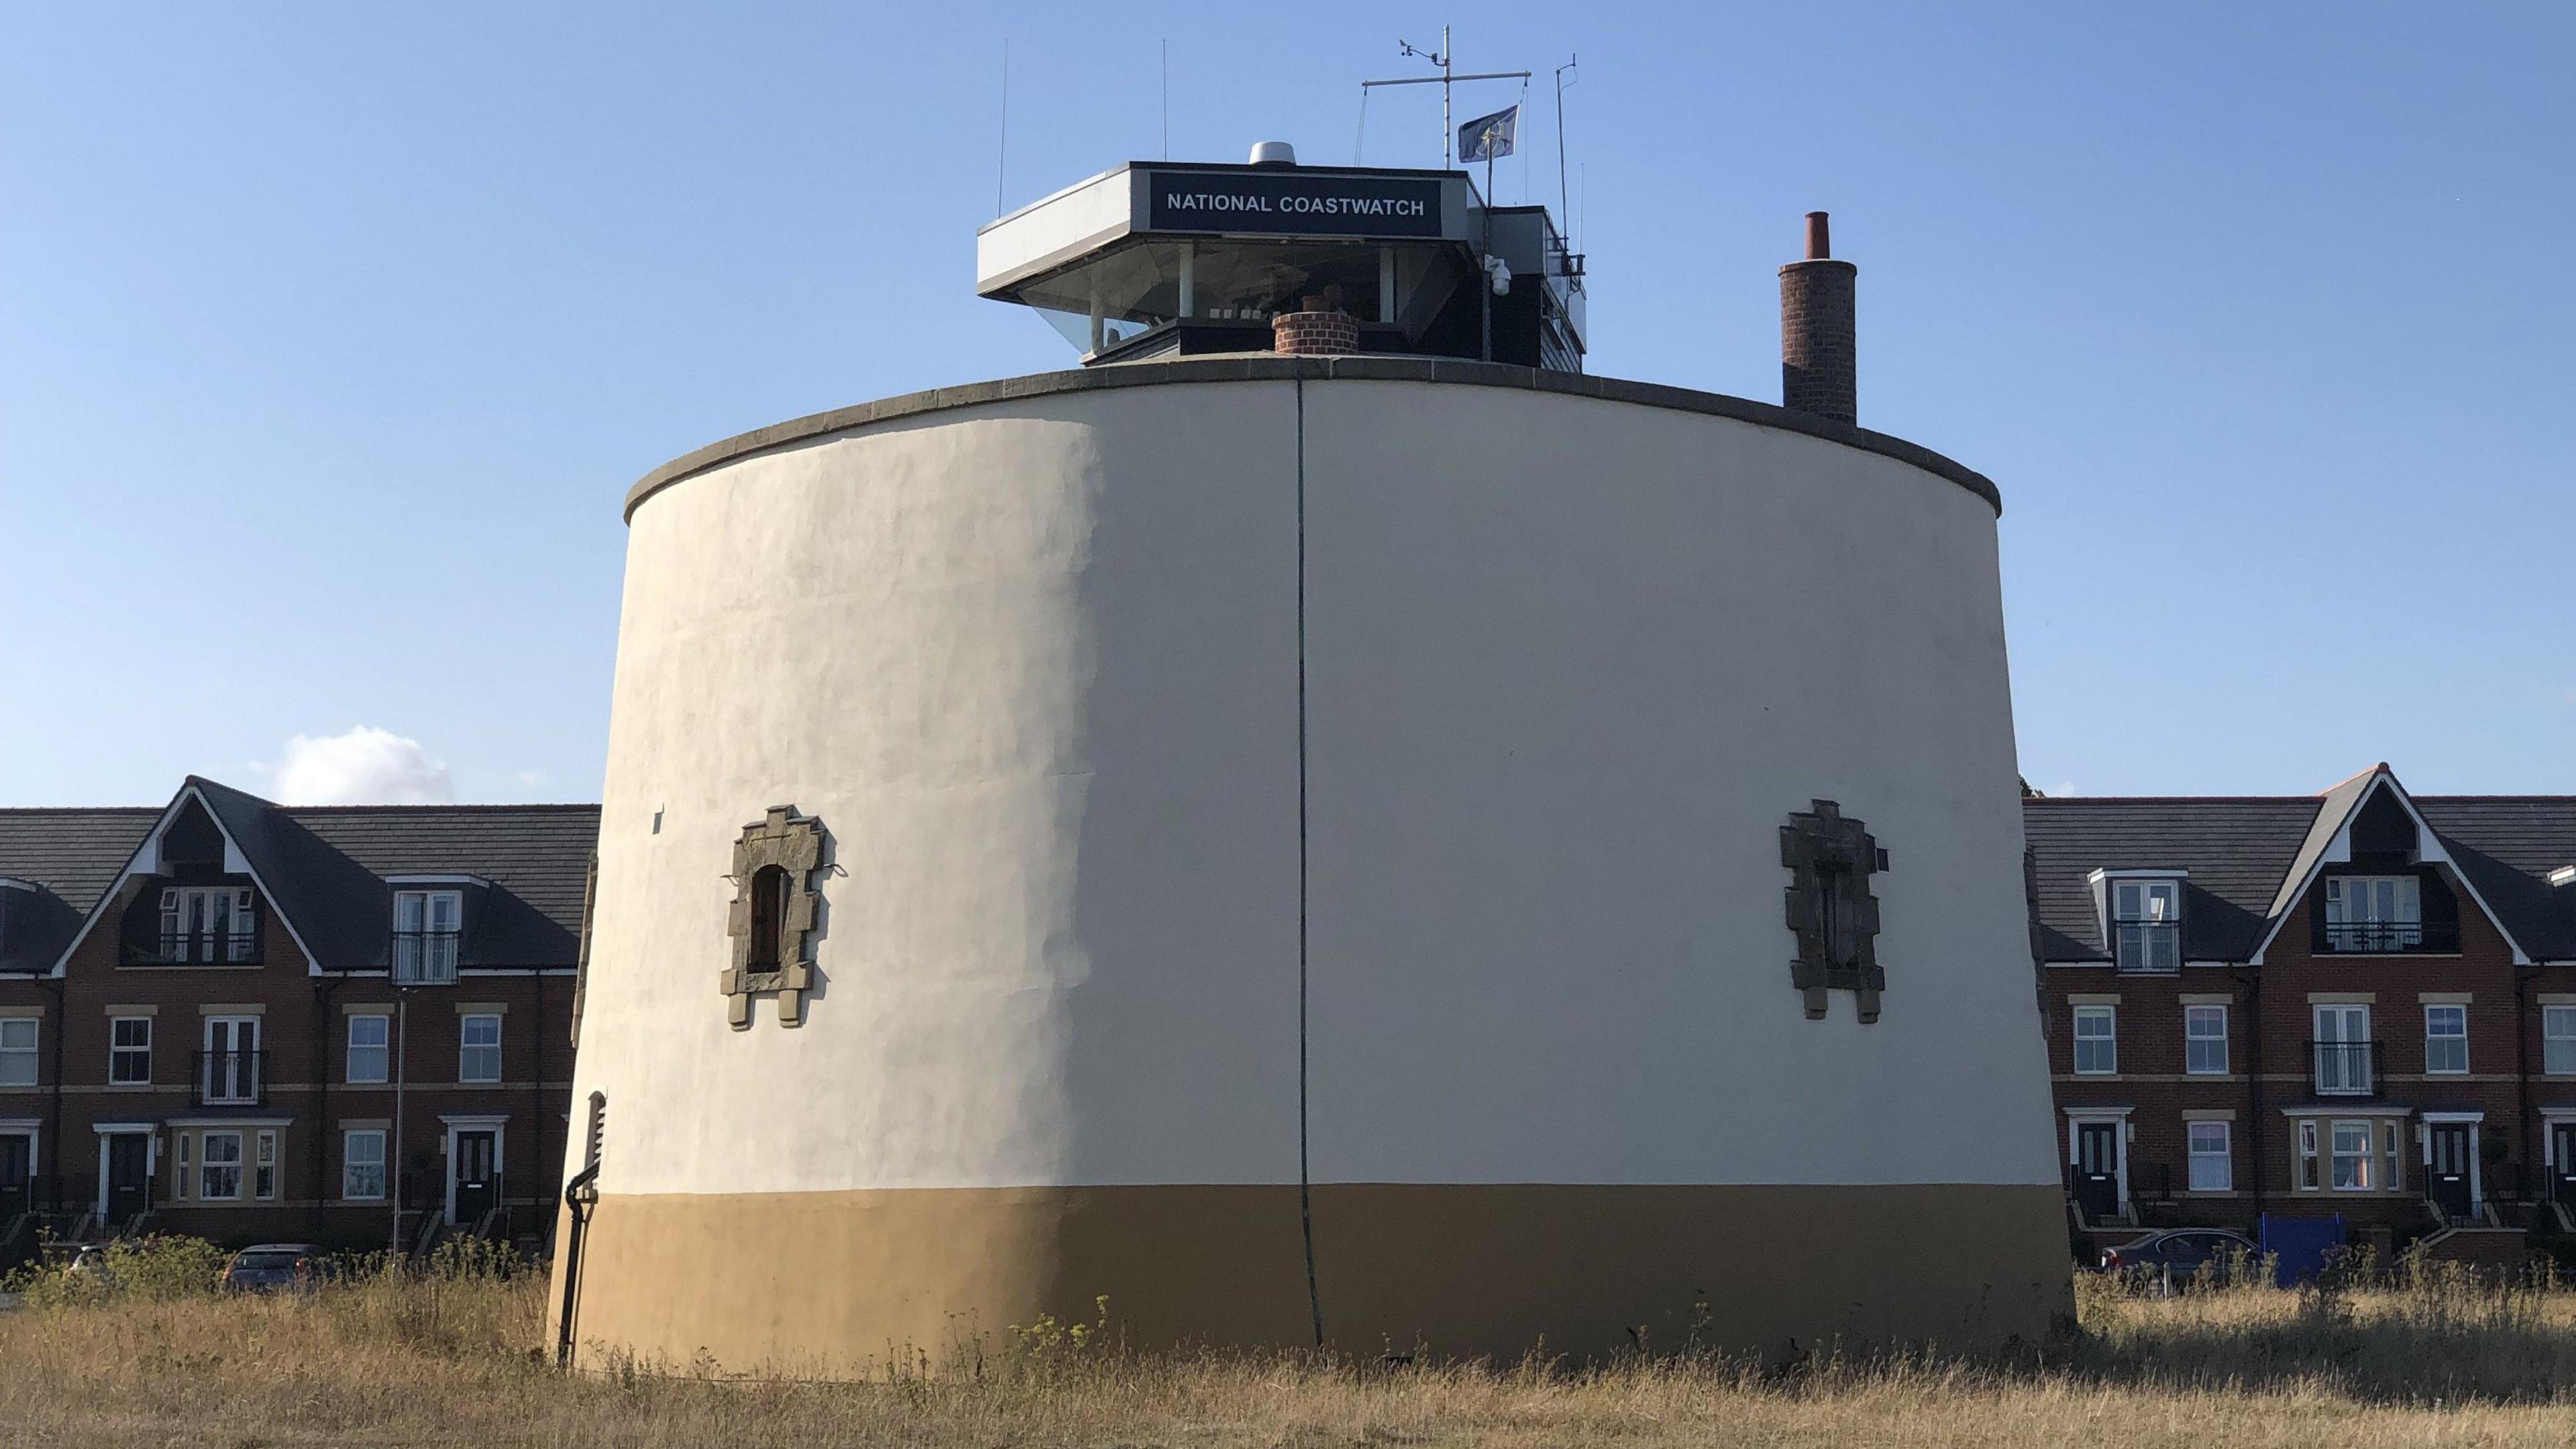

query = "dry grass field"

[{"left": 4, "top": 1242, "right": 2576, "bottom": 1447}]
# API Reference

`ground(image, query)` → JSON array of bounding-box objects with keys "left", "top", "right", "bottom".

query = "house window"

[
  {"left": 201, "top": 1131, "right": 244, "bottom": 1200},
  {"left": 2424, "top": 1004, "right": 2469, "bottom": 1075},
  {"left": 2112, "top": 880, "right": 2181, "bottom": 972},
  {"left": 2298, "top": 1121, "right": 2320, "bottom": 1189},
  {"left": 109, "top": 1017, "right": 152, "bottom": 1085},
  {"left": 176, "top": 1132, "right": 193, "bottom": 1199},
  {"left": 343, "top": 1130, "right": 387, "bottom": 1201},
  {"left": 2188, "top": 1121, "right": 2231, "bottom": 1191},
  {"left": 2324, "top": 875, "right": 2421, "bottom": 952},
  {"left": 2330, "top": 1120, "right": 2373, "bottom": 1190},
  {"left": 0, "top": 1018, "right": 37, "bottom": 1087},
  {"left": 458, "top": 1014, "right": 502, "bottom": 1083},
  {"left": 2546, "top": 1006, "right": 2576, "bottom": 1076},
  {"left": 2072, "top": 1005, "right": 2116, "bottom": 1075},
  {"left": 393, "top": 890, "right": 463, "bottom": 984},
  {"left": 157, "top": 886, "right": 257, "bottom": 962},
  {"left": 2313, "top": 1004, "right": 2373, "bottom": 1095},
  {"left": 2185, "top": 1004, "right": 2228, "bottom": 1075},
  {"left": 254, "top": 1130, "right": 278, "bottom": 1199},
  {"left": 346, "top": 1014, "right": 390, "bottom": 1084},
  {"left": 2381, "top": 1121, "right": 2402, "bottom": 1193}
]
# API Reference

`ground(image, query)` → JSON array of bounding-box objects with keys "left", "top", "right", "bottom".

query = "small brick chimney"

[
  {"left": 1780, "top": 211, "right": 1858, "bottom": 425},
  {"left": 1272, "top": 294, "right": 1360, "bottom": 356}
]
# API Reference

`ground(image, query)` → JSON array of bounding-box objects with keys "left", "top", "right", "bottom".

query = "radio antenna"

[
  {"left": 1397, "top": 29, "right": 1451, "bottom": 164},
  {"left": 1554, "top": 55, "right": 1577, "bottom": 225},
  {"left": 1160, "top": 40, "right": 1169, "bottom": 160}
]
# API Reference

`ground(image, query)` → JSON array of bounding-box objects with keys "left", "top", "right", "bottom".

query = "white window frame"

[
  {"left": 201, "top": 1015, "right": 261, "bottom": 1105},
  {"left": 2323, "top": 875, "right": 2422, "bottom": 951},
  {"left": 2383, "top": 1120, "right": 2404, "bottom": 1195},
  {"left": 254, "top": 1129, "right": 278, "bottom": 1200},
  {"left": 2187, "top": 1120, "right": 2232, "bottom": 1192},
  {"left": 2330, "top": 1119, "right": 2374, "bottom": 1191},
  {"left": 156, "top": 886, "right": 257, "bottom": 963},
  {"left": 199, "top": 1130, "right": 244, "bottom": 1201},
  {"left": 345, "top": 1013, "right": 390, "bottom": 1085},
  {"left": 2184, "top": 1004, "right": 2228, "bottom": 1075},
  {"left": 2297, "top": 1120, "right": 2320, "bottom": 1189},
  {"left": 342, "top": 1128, "right": 388, "bottom": 1201},
  {"left": 2546, "top": 1006, "right": 2576, "bottom": 1077},
  {"left": 2313, "top": 1004, "right": 2373, "bottom": 1095},
  {"left": 393, "top": 890, "right": 464, "bottom": 985},
  {"left": 108, "top": 1016, "right": 152, "bottom": 1086},
  {"left": 458, "top": 1014, "right": 502, "bottom": 1084},
  {"left": 2424, "top": 1004, "right": 2469, "bottom": 1075},
  {"left": 0, "top": 1017, "right": 38, "bottom": 1087},
  {"left": 2110, "top": 879, "right": 2182, "bottom": 972},
  {"left": 2072, "top": 1004, "right": 2116, "bottom": 1075},
  {"left": 174, "top": 1130, "right": 193, "bottom": 1199}
]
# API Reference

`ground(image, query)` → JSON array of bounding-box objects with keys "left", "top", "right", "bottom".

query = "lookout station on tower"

[{"left": 976, "top": 142, "right": 1586, "bottom": 371}]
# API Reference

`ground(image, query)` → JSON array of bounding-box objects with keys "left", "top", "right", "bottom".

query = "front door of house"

[
  {"left": 2553, "top": 1123, "right": 2576, "bottom": 1215},
  {"left": 105, "top": 1134, "right": 150, "bottom": 1225},
  {"left": 2076, "top": 1122, "right": 2122, "bottom": 1223},
  {"left": 451, "top": 1130, "right": 498, "bottom": 1227},
  {"left": 0, "top": 1134, "right": 30, "bottom": 1220},
  {"left": 2428, "top": 1123, "right": 2474, "bottom": 1222}
]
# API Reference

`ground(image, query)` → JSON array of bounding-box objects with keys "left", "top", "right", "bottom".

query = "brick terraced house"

[
  {"left": 2029, "top": 764, "right": 2576, "bottom": 1264},
  {"left": 0, "top": 777, "right": 592, "bottom": 1258}
]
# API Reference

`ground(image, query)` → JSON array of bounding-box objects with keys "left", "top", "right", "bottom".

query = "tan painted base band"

[{"left": 555, "top": 1183, "right": 2072, "bottom": 1372}]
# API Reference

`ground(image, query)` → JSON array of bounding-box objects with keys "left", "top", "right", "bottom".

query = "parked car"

[
  {"left": 221, "top": 1244, "right": 318, "bottom": 1294},
  {"left": 61, "top": 1245, "right": 112, "bottom": 1286},
  {"left": 2098, "top": 1228, "right": 2260, "bottom": 1279}
]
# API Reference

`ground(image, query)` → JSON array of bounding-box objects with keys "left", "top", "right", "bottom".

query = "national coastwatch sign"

[{"left": 1144, "top": 168, "right": 1446, "bottom": 239}]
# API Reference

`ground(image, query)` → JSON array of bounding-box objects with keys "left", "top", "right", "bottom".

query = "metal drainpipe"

[
  {"left": 2515, "top": 959, "right": 2536, "bottom": 1208},
  {"left": 388, "top": 991, "right": 409, "bottom": 1253},
  {"left": 2238, "top": 961, "right": 2265, "bottom": 1222},
  {"left": 311, "top": 974, "right": 339, "bottom": 1238},
  {"left": 529, "top": 968, "right": 543, "bottom": 1242},
  {"left": 42, "top": 971, "right": 64, "bottom": 1216}
]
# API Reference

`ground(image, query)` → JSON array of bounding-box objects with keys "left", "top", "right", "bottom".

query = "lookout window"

[{"left": 722, "top": 808, "right": 826, "bottom": 1030}]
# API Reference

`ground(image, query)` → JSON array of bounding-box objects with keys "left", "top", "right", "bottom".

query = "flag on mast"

[{"left": 1458, "top": 104, "right": 1518, "bottom": 164}]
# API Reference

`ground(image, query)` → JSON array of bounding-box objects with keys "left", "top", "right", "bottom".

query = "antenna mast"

[{"left": 1365, "top": 32, "right": 1528, "bottom": 171}]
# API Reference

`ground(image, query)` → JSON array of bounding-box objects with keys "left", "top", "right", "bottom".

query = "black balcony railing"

[
  {"left": 2307, "top": 1039, "right": 2383, "bottom": 1097},
  {"left": 2320, "top": 920, "right": 2457, "bottom": 954},
  {"left": 193, "top": 1049, "right": 268, "bottom": 1107},
  {"left": 2114, "top": 921, "right": 2183, "bottom": 973},
  {"left": 392, "top": 930, "right": 462, "bottom": 985},
  {"left": 127, "top": 931, "right": 259, "bottom": 965}
]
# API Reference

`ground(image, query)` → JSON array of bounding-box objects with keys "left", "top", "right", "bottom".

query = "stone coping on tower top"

[{"left": 623, "top": 357, "right": 2002, "bottom": 523}]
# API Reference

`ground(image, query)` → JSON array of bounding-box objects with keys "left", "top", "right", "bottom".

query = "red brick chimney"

[
  {"left": 1780, "top": 211, "right": 1858, "bottom": 425},
  {"left": 1272, "top": 294, "right": 1360, "bottom": 356}
]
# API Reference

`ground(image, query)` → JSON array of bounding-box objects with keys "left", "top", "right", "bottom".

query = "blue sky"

[{"left": 3, "top": 3, "right": 2569, "bottom": 805}]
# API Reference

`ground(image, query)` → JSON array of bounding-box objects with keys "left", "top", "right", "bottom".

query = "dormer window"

[
  {"left": 393, "top": 889, "right": 462, "bottom": 984},
  {"left": 158, "top": 887, "right": 257, "bottom": 963},
  {"left": 2324, "top": 875, "right": 2420, "bottom": 953},
  {"left": 2111, "top": 879, "right": 2181, "bottom": 973}
]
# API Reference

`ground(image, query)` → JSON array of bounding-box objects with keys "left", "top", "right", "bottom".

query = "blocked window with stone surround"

[{"left": 721, "top": 807, "right": 826, "bottom": 1029}]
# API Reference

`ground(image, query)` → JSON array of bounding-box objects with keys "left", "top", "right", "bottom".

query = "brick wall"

[{"left": 0, "top": 894, "right": 573, "bottom": 1250}]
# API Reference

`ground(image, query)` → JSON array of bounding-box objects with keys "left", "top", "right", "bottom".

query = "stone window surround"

[{"left": 722, "top": 806, "right": 826, "bottom": 1030}]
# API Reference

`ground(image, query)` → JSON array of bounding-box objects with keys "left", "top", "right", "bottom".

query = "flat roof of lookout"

[{"left": 623, "top": 358, "right": 2001, "bottom": 524}]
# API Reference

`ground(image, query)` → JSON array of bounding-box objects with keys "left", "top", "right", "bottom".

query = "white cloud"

[{"left": 270, "top": 726, "right": 455, "bottom": 806}]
